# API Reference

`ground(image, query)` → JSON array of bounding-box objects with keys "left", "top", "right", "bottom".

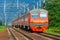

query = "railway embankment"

[
  {"left": 46, "top": 27, "right": 60, "bottom": 36},
  {"left": 0, "top": 28, "right": 9, "bottom": 40}
]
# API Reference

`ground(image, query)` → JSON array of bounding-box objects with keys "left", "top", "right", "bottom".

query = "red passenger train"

[{"left": 12, "top": 9, "right": 48, "bottom": 32}]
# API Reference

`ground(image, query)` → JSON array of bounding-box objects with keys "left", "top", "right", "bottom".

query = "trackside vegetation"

[
  {"left": 45, "top": 0, "right": 60, "bottom": 36},
  {"left": 0, "top": 26, "right": 6, "bottom": 32},
  {"left": 46, "top": 27, "right": 60, "bottom": 36}
]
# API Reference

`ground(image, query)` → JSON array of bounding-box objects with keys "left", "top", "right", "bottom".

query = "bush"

[{"left": 46, "top": 0, "right": 60, "bottom": 28}]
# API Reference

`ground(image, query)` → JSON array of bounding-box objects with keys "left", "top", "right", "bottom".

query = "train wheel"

[
  {"left": 20, "top": 25, "right": 21, "bottom": 28},
  {"left": 29, "top": 28, "right": 32, "bottom": 32},
  {"left": 15, "top": 25, "right": 16, "bottom": 28},
  {"left": 23, "top": 25, "right": 25, "bottom": 29},
  {"left": 19, "top": 25, "right": 20, "bottom": 28},
  {"left": 29, "top": 26, "right": 34, "bottom": 33},
  {"left": 25, "top": 26, "right": 27, "bottom": 30},
  {"left": 29, "top": 29, "right": 33, "bottom": 33},
  {"left": 27, "top": 27, "right": 29, "bottom": 30},
  {"left": 21, "top": 25, "right": 23, "bottom": 29},
  {"left": 13, "top": 25, "right": 15, "bottom": 28}
]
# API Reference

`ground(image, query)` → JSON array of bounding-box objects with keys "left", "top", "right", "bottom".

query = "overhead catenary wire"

[
  {"left": 37, "top": 2, "right": 38, "bottom": 9},
  {"left": 17, "top": 0, "right": 18, "bottom": 9},
  {"left": 4, "top": 0, "right": 7, "bottom": 26}
]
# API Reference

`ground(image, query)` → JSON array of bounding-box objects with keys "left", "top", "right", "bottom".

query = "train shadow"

[
  {"left": 19, "top": 28, "right": 34, "bottom": 33},
  {"left": 19, "top": 28, "right": 43, "bottom": 33},
  {"left": 13, "top": 26, "right": 43, "bottom": 33}
]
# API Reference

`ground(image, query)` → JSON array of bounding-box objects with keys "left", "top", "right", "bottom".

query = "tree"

[
  {"left": 0, "top": 19, "right": 2, "bottom": 25},
  {"left": 46, "top": 0, "right": 60, "bottom": 27}
]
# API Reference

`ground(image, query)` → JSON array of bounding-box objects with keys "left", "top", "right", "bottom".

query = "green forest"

[
  {"left": 46, "top": 0, "right": 60, "bottom": 36},
  {"left": 0, "top": 19, "right": 2, "bottom": 26}
]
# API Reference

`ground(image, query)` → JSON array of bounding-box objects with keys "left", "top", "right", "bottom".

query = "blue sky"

[{"left": 0, "top": 0, "right": 44, "bottom": 24}]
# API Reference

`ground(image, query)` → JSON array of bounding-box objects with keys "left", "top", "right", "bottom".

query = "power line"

[{"left": 4, "top": 0, "right": 7, "bottom": 26}]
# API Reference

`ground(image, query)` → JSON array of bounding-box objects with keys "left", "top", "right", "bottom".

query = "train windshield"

[
  {"left": 40, "top": 11, "right": 47, "bottom": 18},
  {"left": 31, "top": 11, "right": 38, "bottom": 18}
]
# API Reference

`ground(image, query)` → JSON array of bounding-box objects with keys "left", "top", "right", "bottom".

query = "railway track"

[
  {"left": 8, "top": 27, "right": 60, "bottom": 40},
  {"left": 8, "top": 27, "right": 31, "bottom": 40},
  {"left": 12, "top": 28, "right": 54, "bottom": 40},
  {"left": 7, "top": 28, "right": 18, "bottom": 40},
  {"left": 37, "top": 33, "right": 60, "bottom": 40},
  {"left": 14, "top": 27, "right": 60, "bottom": 40}
]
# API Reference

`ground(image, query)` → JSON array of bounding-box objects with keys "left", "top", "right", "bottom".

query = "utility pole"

[
  {"left": 43, "top": 0, "right": 46, "bottom": 8},
  {"left": 33, "top": 5, "right": 35, "bottom": 9},
  {"left": 24, "top": 5, "right": 25, "bottom": 13},
  {"left": 33, "top": 0, "right": 36, "bottom": 9},
  {"left": 17, "top": 0, "right": 19, "bottom": 17},
  {"left": 17, "top": 0, "right": 18, "bottom": 9},
  {"left": 39, "top": 0, "right": 42, "bottom": 8},
  {"left": 37, "top": 2, "right": 38, "bottom": 9},
  {"left": 4, "top": 0, "right": 7, "bottom": 26},
  {"left": 27, "top": 7, "right": 29, "bottom": 12},
  {"left": 17, "top": 0, "right": 20, "bottom": 25},
  {"left": 21, "top": 4, "right": 26, "bottom": 14}
]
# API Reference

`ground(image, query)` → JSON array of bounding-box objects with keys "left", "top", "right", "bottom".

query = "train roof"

[
  {"left": 30, "top": 9, "right": 48, "bottom": 13},
  {"left": 12, "top": 9, "right": 48, "bottom": 23}
]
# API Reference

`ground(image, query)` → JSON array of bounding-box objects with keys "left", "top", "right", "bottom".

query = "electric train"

[{"left": 12, "top": 9, "right": 48, "bottom": 32}]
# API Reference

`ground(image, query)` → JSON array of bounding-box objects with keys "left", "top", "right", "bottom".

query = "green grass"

[
  {"left": 46, "top": 27, "right": 60, "bottom": 36},
  {"left": 0, "top": 26, "right": 6, "bottom": 32}
]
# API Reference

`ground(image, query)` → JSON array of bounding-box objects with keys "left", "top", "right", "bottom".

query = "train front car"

[{"left": 29, "top": 9, "right": 48, "bottom": 32}]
